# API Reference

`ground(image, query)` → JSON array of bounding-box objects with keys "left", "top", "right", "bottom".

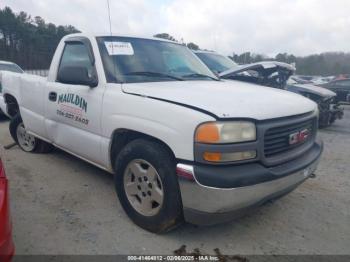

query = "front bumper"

[{"left": 177, "top": 139, "right": 323, "bottom": 225}]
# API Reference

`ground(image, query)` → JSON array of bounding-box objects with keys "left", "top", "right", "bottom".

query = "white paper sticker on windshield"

[{"left": 104, "top": 41, "right": 134, "bottom": 55}]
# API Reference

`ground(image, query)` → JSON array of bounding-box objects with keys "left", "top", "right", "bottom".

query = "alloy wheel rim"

[
  {"left": 16, "top": 123, "right": 36, "bottom": 151},
  {"left": 123, "top": 159, "right": 164, "bottom": 216}
]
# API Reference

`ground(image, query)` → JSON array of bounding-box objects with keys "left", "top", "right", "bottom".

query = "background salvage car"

[
  {"left": 195, "top": 50, "right": 294, "bottom": 89},
  {"left": 195, "top": 51, "right": 344, "bottom": 128},
  {"left": 286, "top": 77, "right": 344, "bottom": 127},
  {"left": 320, "top": 79, "right": 350, "bottom": 103}
]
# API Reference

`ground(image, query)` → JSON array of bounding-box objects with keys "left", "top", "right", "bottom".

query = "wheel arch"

[
  {"left": 109, "top": 128, "right": 176, "bottom": 172},
  {"left": 3, "top": 93, "right": 20, "bottom": 117}
]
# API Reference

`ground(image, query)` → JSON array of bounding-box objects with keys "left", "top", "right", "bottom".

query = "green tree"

[
  {"left": 275, "top": 53, "right": 288, "bottom": 63},
  {"left": 153, "top": 33, "right": 177, "bottom": 42},
  {"left": 186, "top": 42, "right": 199, "bottom": 50},
  {"left": 0, "top": 6, "right": 79, "bottom": 69}
]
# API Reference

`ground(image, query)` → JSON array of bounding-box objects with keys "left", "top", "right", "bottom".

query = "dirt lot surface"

[{"left": 0, "top": 106, "right": 349, "bottom": 255}]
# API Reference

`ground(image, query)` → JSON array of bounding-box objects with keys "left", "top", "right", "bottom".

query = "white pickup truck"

[{"left": 0, "top": 33, "right": 323, "bottom": 233}]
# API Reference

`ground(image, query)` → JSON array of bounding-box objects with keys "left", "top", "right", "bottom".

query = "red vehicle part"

[{"left": 0, "top": 158, "right": 14, "bottom": 262}]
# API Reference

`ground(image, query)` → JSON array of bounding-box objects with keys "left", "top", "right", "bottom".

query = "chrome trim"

[
  {"left": 176, "top": 163, "right": 194, "bottom": 175},
  {"left": 178, "top": 159, "right": 319, "bottom": 214}
]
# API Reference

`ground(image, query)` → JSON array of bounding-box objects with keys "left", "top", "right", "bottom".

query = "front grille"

[{"left": 264, "top": 118, "right": 315, "bottom": 158}]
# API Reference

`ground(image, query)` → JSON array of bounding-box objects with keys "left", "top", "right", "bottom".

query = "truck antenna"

[{"left": 107, "top": 0, "right": 112, "bottom": 35}]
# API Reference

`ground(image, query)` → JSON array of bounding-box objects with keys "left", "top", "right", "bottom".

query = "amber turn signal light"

[{"left": 195, "top": 123, "right": 220, "bottom": 143}]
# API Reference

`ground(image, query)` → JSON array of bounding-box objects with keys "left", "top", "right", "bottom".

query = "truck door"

[{"left": 45, "top": 37, "right": 105, "bottom": 166}]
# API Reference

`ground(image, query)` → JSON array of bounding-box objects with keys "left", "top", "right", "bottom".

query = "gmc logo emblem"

[{"left": 289, "top": 128, "right": 310, "bottom": 145}]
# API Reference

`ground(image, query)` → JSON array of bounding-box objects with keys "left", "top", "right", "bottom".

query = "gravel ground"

[{"left": 0, "top": 106, "right": 349, "bottom": 256}]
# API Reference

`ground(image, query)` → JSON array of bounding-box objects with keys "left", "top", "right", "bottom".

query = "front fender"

[
  {"left": 104, "top": 113, "right": 193, "bottom": 161},
  {"left": 102, "top": 93, "right": 214, "bottom": 162}
]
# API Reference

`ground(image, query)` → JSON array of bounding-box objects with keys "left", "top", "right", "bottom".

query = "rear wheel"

[
  {"left": 9, "top": 114, "right": 54, "bottom": 153},
  {"left": 114, "top": 139, "right": 183, "bottom": 233}
]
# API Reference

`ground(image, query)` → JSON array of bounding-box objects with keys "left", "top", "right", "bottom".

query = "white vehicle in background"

[
  {"left": 0, "top": 33, "right": 323, "bottom": 233},
  {"left": 0, "top": 61, "right": 24, "bottom": 117}
]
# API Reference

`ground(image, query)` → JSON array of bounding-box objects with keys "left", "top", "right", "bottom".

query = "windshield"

[
  {"left": 96, "top": 37, "right": 218, "bottom": 83},
  {"left": 0, "top": 63, "right": 24, "bottom": 73},
  {"left": 195, "top": 52, "right": 238, "bottom": 74}
]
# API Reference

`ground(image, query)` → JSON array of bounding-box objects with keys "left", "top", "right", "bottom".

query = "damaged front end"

[
  {"left": 313, "top": 95, "right": 343, "bottom": 128},
  {"left": 286, "top": 83, "right": 344, "bottom": 128},
  {"left": 219, "top": 61, "right": 295, "bottom": 89}
]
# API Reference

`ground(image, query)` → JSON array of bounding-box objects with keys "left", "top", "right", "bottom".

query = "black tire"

[
  {"left": 114, "top": 139, "right": 183, "bottom": 233},
  {"left": 9, "top": 113, "right": 54, "bottom": 153},
  {"left": 318, "top": 111, "right": 331, "bottom": 128}
]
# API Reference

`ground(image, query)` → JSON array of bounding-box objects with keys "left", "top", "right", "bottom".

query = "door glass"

[{"left": 58, "top": 42, "right": 93, "bottom": 82}]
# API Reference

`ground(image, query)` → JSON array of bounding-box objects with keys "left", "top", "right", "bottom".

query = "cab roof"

[{"left": 63, "top": 33, "right": 179, "bottom": 44}]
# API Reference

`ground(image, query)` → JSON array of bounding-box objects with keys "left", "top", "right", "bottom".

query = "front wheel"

[
  {"left": 9, "top": 114, "right": 54, "bottom": 153},
  {"left": 114, "top": 139, "right": 183, "bottom": 233}
]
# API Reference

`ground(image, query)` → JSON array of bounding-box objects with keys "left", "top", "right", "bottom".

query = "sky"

[{"left": 2, "top": 0, "right": 350, "bottom": 56}]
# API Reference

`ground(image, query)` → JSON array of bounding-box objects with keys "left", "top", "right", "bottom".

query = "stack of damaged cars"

[{"left": 194, "top": 51, "right": 344, "bottom": 128}]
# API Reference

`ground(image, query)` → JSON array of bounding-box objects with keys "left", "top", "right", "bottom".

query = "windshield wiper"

[
  {"left": 125, "top": 71, "right": 184, "bottom": 81},
  {"left": 182, "top": 73, "right": 219, "bottom": 81}
]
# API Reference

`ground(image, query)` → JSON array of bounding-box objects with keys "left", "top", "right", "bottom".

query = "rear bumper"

[{"left": 177, "top": 139, "right": 323, "bottom": 225}]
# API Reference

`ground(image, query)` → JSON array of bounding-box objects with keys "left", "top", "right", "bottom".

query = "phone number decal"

[{"left": 57, "top": 109, "right": 89, "bottom": 125}]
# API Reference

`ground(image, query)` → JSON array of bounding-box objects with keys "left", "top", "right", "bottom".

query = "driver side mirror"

[{"left": 57, "top": 66, "right": 98, "bottom": 88}]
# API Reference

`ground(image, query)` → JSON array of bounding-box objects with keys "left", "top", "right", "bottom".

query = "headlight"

[{"left": 195, "top": 121, "right": 256, "bottom": 144}]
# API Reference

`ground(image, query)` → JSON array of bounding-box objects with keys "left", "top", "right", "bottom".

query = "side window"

[{"left": 57, "top": 42, "right": 93, "bottom": 81}]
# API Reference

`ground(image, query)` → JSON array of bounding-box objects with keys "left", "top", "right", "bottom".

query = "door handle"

[{"left": 48, "top": 92, "right": 57, "bottom": 102}]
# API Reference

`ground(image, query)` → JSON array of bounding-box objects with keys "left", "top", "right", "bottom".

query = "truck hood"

[
  {"left": 122, "top": 80, "right": 316, "bottom": 120},
  {"left": 287, "top": 83, "right": 336, "bottom": 98},
  {"left": 218, "top": 61, "right": 295, "bottom": 89}
]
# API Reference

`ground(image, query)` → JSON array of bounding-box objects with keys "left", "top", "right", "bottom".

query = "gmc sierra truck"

[{"left": 0, "top": 33, "right": 323, "bottom": 233}]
